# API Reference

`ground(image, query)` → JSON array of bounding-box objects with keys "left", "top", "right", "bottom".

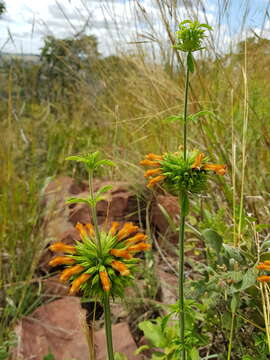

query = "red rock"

[
  {"left": 13, "top": 297, "right": 92, "bottom": 360},
  {"left": 151, "top": 195, "right": 179, "bottom": 234},
  {"left": 95, "top": 322, "right": 141, "bottom": 360},
  {"left": 43, "top": 275, "right": 69, "bottom": 298}
]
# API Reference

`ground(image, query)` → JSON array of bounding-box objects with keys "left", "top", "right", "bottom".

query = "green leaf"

[
  {"left": 261, "top": 240, "right": 270, "bottom": 250},
  {"left": 187, "top": 52, "right": 194, "bottom": 73},
  {"left": 163, "top": 115, "right": 184, "bottom": 123},
  {"left": 188, "top": 110, "right": 215, "bottom": 122},
  {"left": 95, "top": 159, "right": 115, "bottom": 168},
  {"left": 240, "top": 268, "right": 257, "bottom": 291},
  {"left": 138, "top": 320, "right": 167, "bottom": 348},
  {"left": 202, "top": 229, "right": 223, "bottom": 253},
  {"left": 135, "top": 345, "right": 150, "bottom": 355},
  {"left": 96, "top": 185, "right": 113, "bottom": 197},
  {"left": 65, "top": 155, "right": 88, "bottom": 163},
  {"left": 114, "top": 352, "right": 128, "bottom": 360},
  {"left": 66, "top": 197, "right": 89, "bottom": 204},
  {"left": 223, "top": 244, "right": 243, "bottom": 262},
  {"left": 189, "top": 347, "right": 200, "bottom": 360},
  {"left": 43, "top": 353, "right": 55, "bottom": 360},
  {"left": 260, "top": 252, "right": 270, "bottom": 261}
]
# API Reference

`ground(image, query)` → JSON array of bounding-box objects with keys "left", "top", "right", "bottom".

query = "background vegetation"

[{"left": 0, "top": 0, "right": 270, "bottom": 359}]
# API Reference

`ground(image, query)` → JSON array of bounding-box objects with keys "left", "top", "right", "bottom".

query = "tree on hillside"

[
  {"left": 0, "top": 1, "right": 6, "bottom": 17},
  {"left": 39, "top": 34, "right": 100, "bottom": 100}
]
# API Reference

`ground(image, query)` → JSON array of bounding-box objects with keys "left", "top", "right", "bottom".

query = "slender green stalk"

[
  {"left": 179, "top": 195, "right": 186, "bottom": 360},
  {"left": 227, "top": 313, "right": 235, "bottom": 360},
  {"left": 88, "top": 171, "right": 102, "bottom": 255},
  {"left": 183, "top": 56, "right": 190, "bottom": 161},
  {"left": 178, "top": 53, "right": 190, "bottom": 360},
  {"left": 103, "top": 292, "right": 115, "bottom": 360}
]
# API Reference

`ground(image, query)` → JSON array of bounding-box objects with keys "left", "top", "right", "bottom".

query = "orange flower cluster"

[
  {"left": 140, "top": 151, "right": 227, "bottom": 189},
  {"left": 48, "top": 221, "right": 151, "bottom": 295},
  {"left": 256, "top": 261, "right": 270, "bottom": 282},
  {"left": 191, "top": 152, "right": 227, "bottom": 175},
  {"left": 140, "top": 153, "right": 165, "bottom": 188}
]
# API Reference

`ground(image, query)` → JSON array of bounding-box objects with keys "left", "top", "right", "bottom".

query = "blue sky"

[{"left": 1, "top": 0, "right": 269, "bottom": 55}]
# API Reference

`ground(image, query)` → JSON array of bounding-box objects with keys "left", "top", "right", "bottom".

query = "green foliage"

[
  {"left": 160, "top": 150, "right": 208, "bottom": 194},
  {"left": 174, "top": 20, "right": 212, "bottom": 53}
]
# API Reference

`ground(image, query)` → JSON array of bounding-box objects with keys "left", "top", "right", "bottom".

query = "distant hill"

[{"left": 0, "top": 52, "right": 40, "bottom": 64}]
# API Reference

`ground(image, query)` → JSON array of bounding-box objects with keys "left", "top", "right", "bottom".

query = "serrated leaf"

[
  {"left": 187, "top": 52, "right": 194, "bottom": 73},
  {"left": 202, "top": 229, "right": 223, "bottom": 253}
]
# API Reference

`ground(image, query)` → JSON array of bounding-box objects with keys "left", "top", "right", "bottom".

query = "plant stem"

[
  {"left": 88, "top": 171, "right": 102, "bottom": 255},
  {"left": 103, "top": 292, "right": 115, "bottom": 360},
  {"left": 178, "top": 51, "right": 190, "bottom": 360},
  {"left": 183, "top": 54, "right": 190, "bottom": 161},
  {"left": 179, "top": 195, "right": 186, "bottom": 360},
  {"left": 227, "top": 312, "right": 235, "bottom": 360}
]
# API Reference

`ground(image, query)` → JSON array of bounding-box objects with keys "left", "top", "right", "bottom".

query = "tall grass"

[{"left": 1, "top": 0, "right": 270, "bottom": 350}]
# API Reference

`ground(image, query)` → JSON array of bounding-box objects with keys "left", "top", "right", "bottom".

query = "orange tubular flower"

[
  {"left": 110, "top": 249, "right": 132, "bottom": 260},
  {"left": 257, "top": 275, "right": 270, "bottom": 283},
  {"left": 203, "top": 164, "right": 227, "bottom": 175},
  {"left": 140, "top": 159, "right": 161, "bottom": 167},
  {"left": 192, "top": 152, "right": 205, "bottom": 169},
  {"left": 256, "top": 263, "right": 270, "bottom": 271},
  {"left": 125, "top": 233, "right": 147, "bottom": 245},
  {"left": 49, "top": 242, "right": 76, "bottom": 254},
  {"left": 144, "top": 168, "right": 162, "bottom": 178},
  {"left": 147, "top": 175, "right": 165, "bottom": 188},
  {"left": 100, "top": 271, "right": 111, "bottom": 292},
  {"left": 85, "top": 223, "right": 95, "bottom": 237},
  {"left": 60, "top": 265, "right": 85, "bottom": 282},
  {"left": 128, "top": 242, "right": 152, "bottom": 253},
  {"left": 109, "top": 221, "right": 120, "bottom": 236},
  {"left": 111, "top": 261, "right": 130, "bottom": 276},
  {"left": 76, "top": 222, "right": 87, "bottom": 237},
  {"left": 117, "top": 223, "right": 139, "bottom": 241},
  {"left": 49, "top": 256, "right": 75, "bottom": 267},
  {"left": 262, "top": 261, "right": 270, "bottom": 266},
  {"left": 145, "top": 153, "right": 163, "bottom": 161},
  {"left": 69, "top": 273, "right": 91, "bottom": 295}
]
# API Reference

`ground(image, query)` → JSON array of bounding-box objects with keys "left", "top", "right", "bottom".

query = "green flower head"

[{"left": 174, "top": 20, "right": 212, "bottom": 53}]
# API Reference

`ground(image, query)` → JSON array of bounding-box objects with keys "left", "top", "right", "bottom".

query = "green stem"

[
  {"left": 183, "top": 54, "right": 190, "bottom": 161},
  {"left": 179, "top": 193, "right": 187, "bottom": 360},
  {"left": 103, "top": 293, "right": 115, "bottom": 360},
  {"left": 227, "top": 313, "right": 235, "bottom": 360},
  {"left": 178, "top": 52, "right": 190, "bottom": 360},
  {"left": 88, "top": 171, "right": 102, "bottom": 255}
]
